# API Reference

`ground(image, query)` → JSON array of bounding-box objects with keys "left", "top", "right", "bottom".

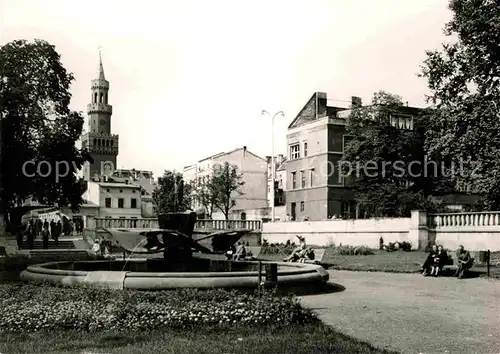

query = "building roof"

[
  {"left": 197, "top": 146, "right": 267, "bottom": 163},
  {"left": 276, "top": 158, "right": 287, "bottom": 171},
  {"left": 97, "top": 182, "right": 141, "bottom": 189}
]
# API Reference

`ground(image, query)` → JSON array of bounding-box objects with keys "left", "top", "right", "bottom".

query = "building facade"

[
  {"left": 83, "top": 180, "right": 143, "bottom": 219},
  {"left": 266, "top": 154, "right": 286, "bottom": 208},
  {"left": 285, "top": 92, "right": 479, "bottom": 221},
  {"left": 183, "top": 146, "right": 268, "bottom": 217},
  {"left": 81, "top": 54, "right": 120, "bottom": 181}
]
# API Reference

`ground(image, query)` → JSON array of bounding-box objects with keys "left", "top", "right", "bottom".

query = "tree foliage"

[
  {"left": 152, "top": 170, "right": 192, "bottom": 214},
  {"left": 194, "top": 176, "right": 217, "bottom": 218},
  {"left": 194, "top": 162, "right": 244, "bottom": 220},
  {"left": 341, "top": 91, "right": 453, "bottom": 217},
  {"left": 0, "top": 39, "right": 91, "bottom": 225},
  {"left": 421, "top": 0, "right": 500, "bottom": 209}
]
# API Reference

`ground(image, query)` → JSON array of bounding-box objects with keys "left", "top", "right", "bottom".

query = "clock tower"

[{"left": 81, "top": 51, "right": 119, "bottom": 181}]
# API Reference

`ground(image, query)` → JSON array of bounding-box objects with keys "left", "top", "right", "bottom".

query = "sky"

[{"left": 0, "top": 0, "right": 452, "bottom": 178}]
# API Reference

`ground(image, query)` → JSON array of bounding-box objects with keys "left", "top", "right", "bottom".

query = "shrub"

[
  {"left": 0, "top": 283, "right": 318, "bottom": 333},
  {"left": 383, "top": 241, "right": 412, "bottom": 252},
  {"left": 328, "top": 244, "right": 375, "bottom": 256},
  {"left": 261, "top": 242, "right": 297, "bottom": 255}
]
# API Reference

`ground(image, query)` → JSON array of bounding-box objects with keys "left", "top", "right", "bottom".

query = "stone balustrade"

[
  {"left": 427, "top": 212, "right": 500, "bottom": 228},
  {"left": 88, "top": 217, "right": 262, "bottom": 231}
]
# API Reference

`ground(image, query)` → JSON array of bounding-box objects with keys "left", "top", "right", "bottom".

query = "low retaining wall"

[
  {"left": 263, "top": 211, "right": 500, "bottom": 251},
  {"left": 263, "top": 217, "right": 413, "bottom": 248}
]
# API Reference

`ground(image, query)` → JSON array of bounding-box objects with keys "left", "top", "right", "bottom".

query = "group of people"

[
  {"left": 283, "top": 235, "right": 315, "bottom": 262},
  {"left": 18, "top": 218, "right": 63, "bottom": 249},
  {"left": 17, "top": 217, "right": 85, "bottom": 250},
  {"left": 91, "top": 236, "right": 113, "bottom": 258},
  {"left": 422, "top": 244, "right": 473, "bottom": 279}
]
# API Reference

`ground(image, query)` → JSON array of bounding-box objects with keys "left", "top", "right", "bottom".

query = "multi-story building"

[
  {"left": 110, "top": 169, "right": 156, "bottom": 217},
  {"left": 183, "top": 146, "right": 268, "bottom": 218},
  {"left": 285, "top": 92, "right": 479, "bottom": 221},
  {"left": 83, "top": 179, "right": 143, "bottom": 219},
  {"left": 81, "top": 54, "right": 119, "bottom": 181}
]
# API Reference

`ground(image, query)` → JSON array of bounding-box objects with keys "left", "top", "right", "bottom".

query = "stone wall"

[{"left": 263, "top": 210, "right": 500, "bottom": 251}]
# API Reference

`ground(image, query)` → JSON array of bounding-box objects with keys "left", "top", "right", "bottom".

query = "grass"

[
  {"left": 260, "top": 249, "right": 500, "bottom": 278},
  {"left": 0, "top": 325, "right": 397, "bottom": 354}
]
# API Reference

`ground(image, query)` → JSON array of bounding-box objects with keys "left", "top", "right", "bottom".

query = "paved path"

[{"left": 302, "top": 270, "right": 500, "bottom": 354}]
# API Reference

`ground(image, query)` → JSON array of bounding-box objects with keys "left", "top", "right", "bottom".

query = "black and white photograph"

[{"left": 0, "top": 1, "right": 499, "bottom": 353}]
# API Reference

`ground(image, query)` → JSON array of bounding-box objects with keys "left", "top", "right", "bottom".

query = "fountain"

[{"left": 20, "top": 212, "right": 329, "bottom": 290}]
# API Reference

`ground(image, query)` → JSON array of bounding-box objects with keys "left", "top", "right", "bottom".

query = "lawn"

[
  {"left": 0, "top": 325, "right": 397, "bottom": 354},
  {"left": 260, "top": 249, "right": 500, "bottom": 278}
]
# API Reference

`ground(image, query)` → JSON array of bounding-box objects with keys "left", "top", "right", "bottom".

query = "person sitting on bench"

[
  {"left": 284, "top": 236, "right": 307, "bottom": 262},
  {"left": 422, "top": 244, "right": 437, "bottom": 276},
  {"left": 233, "top": 242, "right": 247, "bottom": 260},
  {"left": 455, "top": 245, "right": 473, "bottom": 279},
  {"left": 430, "top": 245, "right": 447, "bottom": 277}
]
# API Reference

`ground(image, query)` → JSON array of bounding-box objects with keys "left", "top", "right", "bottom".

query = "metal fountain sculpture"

[{"left": 101, "top": 211, "right": 252, "bottom": 262}]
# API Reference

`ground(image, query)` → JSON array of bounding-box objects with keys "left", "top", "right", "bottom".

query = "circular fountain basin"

[{"left": 20, "top": 257, "right": 329, "bottom": 291}]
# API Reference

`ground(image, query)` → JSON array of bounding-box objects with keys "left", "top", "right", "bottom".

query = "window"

[
  {"left": 119, "top": 216, "right": 126, "bottom": 219},
  {"left": 118, "top": 198, "right": 124, "bottom": 208},
  {"left": 310, "top": 168, "right": 315, "bottom": 187},
  {"left": 132, "top": 189, "right": 136, "bottom": 193},
  {"left": 304, "top": 142, "right": 308, "bottom": 157},
  {"left": 106, "top": 188, "right": 110, "bottom": 192},
  {"left": 291, "top": 172, "right": 297, "bottom": 189},
  {"left": 131, "top": 198, "right": 137, "bottom": 208},
  {"left": 231, "top": 200, "right": 236, "bottom": 206},
  {"left": 300, "top": 201, "right": 305, "bottom": 212},
  {"left": 105, "top": 198, "right": 111, "bottom": 208},
  {"left": 301, "top": 170, "right": 306, "bottom": 188},
  {"left": 290, "top": 144, "right": 300, "bottom": 159},
  {"left": 119, "top": 189, "right": 123, "bottom": 193}
]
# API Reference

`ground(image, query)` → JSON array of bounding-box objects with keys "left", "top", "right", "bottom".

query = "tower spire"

[{"left": 98, "top": 46, "right": 105, "bottom": 80}]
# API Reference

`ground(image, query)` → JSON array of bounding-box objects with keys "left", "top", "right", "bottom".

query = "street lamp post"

[{"left": 261, "top": 110, "right": 284, "bottom": 222}]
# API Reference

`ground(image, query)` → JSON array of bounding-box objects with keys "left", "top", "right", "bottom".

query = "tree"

[
  {"left": 152, "top": 170, "right": 192, "bottom": 214},
  {"left": 341, "top": 90, "right": 453, "bottom": 217},
  {"left": 420, "top": 0, "right": 500, "bottom": 209},
  {"left": 0, "top": 39, "right": 91, "bottom": 232},
  {"left": 209, "top": 162, "right": 244, "bottom": 220},
  {"left": 194, "top": 176, "right": 217, "bottom": 218}
]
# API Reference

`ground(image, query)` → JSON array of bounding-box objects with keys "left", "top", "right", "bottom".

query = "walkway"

[{"left": 302, "top": 270, "right": 500, "bottom": 354}]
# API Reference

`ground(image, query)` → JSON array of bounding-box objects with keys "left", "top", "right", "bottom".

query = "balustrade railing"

[
  {"left": 195, "top": 219, "right": 262, "bottom": 230},
  {"left": 428, "top": 212, "right": 500, "bottom": 228},
  {"left": 89, "top": 217, "right": 262, "bottom": 231}
]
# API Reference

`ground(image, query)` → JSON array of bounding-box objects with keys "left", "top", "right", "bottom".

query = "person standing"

[
  {"left": 50, "top": 220, "right": 56, "bottom": 239},
  {"left": 27, "top": 220, "right": 35, "bottom": 249},
  {"left": 41, "top": 227, "right": 49, "bottom": 249},
  {"left": 43, "top": 219, "right": 49, "bottom": 232},
  {"left": 54, "top": 220, "right": 62, "bottom": 246}
]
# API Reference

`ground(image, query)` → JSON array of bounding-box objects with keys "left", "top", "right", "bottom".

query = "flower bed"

[{"left": 0, "top": 283, "right": 317, "bottom": 333}]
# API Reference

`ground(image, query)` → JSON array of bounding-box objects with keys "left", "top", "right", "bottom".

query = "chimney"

[
  {"left": 266, "top": 156, "right": 272, "bottom": 164},
  {"left": 351, "top": 96, "right": 362, "bottom": 108},
  {"left": 316, "top": 92, "right": 327, "bottom": 117},
  {"left": 243, "top": 146, "right": 247, "bottom": 157},
  {"left": 278, "top": 154, "right": 284, "bottom": 164}
]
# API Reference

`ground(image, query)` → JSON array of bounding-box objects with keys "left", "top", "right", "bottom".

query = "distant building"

[
  {"left": 265, "top": 154, "right": 286, "bottom": 208},
  {"left": 83, "top": 179, "right": 143, "bottom": 219},
  {"left": 183, "top": 146, "right": 268, "bottom": 218}
]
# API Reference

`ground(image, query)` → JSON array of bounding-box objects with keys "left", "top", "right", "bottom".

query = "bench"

[
  {"left": 298, "top": 248, "right": 326, "bottom": 264},
  {"left": 244, "top": 246, "right": 261, "bottom": 260},
  {"left": 441, "top": 253, "right": 474, "bottom": 277}
]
